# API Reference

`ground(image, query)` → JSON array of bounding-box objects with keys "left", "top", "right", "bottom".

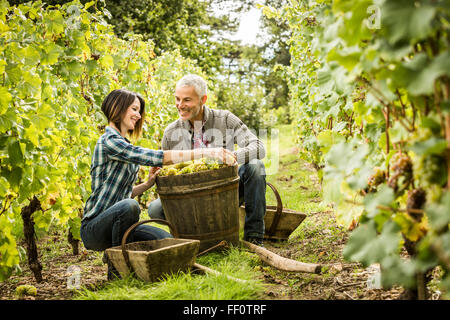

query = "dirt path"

[
  {"left": 258, "top": 211, "right": 405, "bottom": 300},
  {"left": 0, "top": 236, "right": 106, "bottom": 300}
]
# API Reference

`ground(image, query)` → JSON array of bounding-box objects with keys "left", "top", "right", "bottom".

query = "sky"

[
  {"left": 210, "top": 1, "right": 266, "bottom": 46},
  {"left": 231, "top": 7, "right": 264, "bottom": 45}
]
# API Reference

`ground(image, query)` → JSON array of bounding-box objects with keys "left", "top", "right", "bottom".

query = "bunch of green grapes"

[
  {"left": 415, "top": 154, "right": 447, "bottom": 187},
  {"left": 406, "top": 188, "right": 426, "bottom": 221},
  {"left": 159, "top": 158, "right": 227, "bottom": 176},
  {"left": 365, "top": 167, "right": 387, "bottom": 193},
  {"left": 387, "top": 152, "right": 413, "bottom": 195}
]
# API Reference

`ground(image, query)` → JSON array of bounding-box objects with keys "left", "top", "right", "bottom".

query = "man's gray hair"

[{"left": 176, "top": 74, "right": 208, "bottom": 98}]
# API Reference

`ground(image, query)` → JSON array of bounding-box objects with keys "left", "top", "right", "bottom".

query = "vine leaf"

[
  {"left": 426, "top": 192, "right": 450, "bottom": 232},
  {"left": 381, "top": 1, "right": 436, "bottom": 45},
  {"left": 343, "top": 220, "right": 401, "bottom": 267}
]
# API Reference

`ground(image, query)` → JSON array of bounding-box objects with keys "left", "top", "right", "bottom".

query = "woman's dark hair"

[{"left": 101, "top": 89, "right": 145, "bottom": 139}]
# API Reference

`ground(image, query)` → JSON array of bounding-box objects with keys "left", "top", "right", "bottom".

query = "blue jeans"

[
  {"left": 148, "top": 160, "right": 267, "bottom": 240},
  {"left": 81, "top": 199, "right": 173, "bottom": 251}
]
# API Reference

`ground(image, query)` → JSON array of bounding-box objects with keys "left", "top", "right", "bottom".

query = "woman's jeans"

[
  {"left": 81, "top": 199, "right": 172, "bottom": 252},
  {"left": 148, "top": 160, "right": 267, "bottom": 240}
]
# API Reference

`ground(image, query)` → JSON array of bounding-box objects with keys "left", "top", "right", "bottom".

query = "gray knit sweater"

[{"left": 161, "top": 106, "right": 266, "bottom": 164}]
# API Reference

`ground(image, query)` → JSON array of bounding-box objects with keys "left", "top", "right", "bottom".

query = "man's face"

[{"left": 175, "top": 86, "right": 206, "bottom": 122}]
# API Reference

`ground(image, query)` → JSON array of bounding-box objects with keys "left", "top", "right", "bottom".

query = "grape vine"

[
  {"left": 0, "top": 0, "right": 202, "bottom": 281},
  {"left": 263, "top": 0, "right": 450, "bottom": 298}
]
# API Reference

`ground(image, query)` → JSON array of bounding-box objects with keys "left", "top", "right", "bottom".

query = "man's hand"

[
  {"left": 144, "top": 166, "right": 161, "bottom": 188},
  {"left": 204, "top": 148, "right": 237, "bottom": 166}
]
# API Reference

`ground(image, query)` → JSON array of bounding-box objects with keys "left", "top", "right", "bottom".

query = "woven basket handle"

[
  {"left": 121, "top": 219, "right": 179, "bottom": 273},
  {"left": 266, "top": 182, "right": 283, "bottom": 237}
]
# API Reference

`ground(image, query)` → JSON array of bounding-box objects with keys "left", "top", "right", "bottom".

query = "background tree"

[
  {"left": 8, "top": 0, "right": 245, "bottom": 74},
  {"left": 258, "top": 0, "right": 291, "bottom": 115},
  {"left": 212, "top": 0, "right": 293, "bottom": 126},
  {"left": 8, "top": 0, "right": 290, "bottom": 126}
]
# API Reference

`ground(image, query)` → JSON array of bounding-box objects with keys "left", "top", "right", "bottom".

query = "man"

[{"left": 149, "top": 74, "right": 266, "bottom": 245}]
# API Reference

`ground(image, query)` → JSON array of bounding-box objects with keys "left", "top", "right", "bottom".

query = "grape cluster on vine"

[
  {"left": 416, "top": 154, "right": 447, "bottom": 187},
  {"left": 387, "top": 152, "right": 413, "bottom": 195},
  {"left": 365, "top": 167, "right": 387, "bottom": 193},
  {"left": 406, "top": 188, "right": 426, "bottom": 221}
]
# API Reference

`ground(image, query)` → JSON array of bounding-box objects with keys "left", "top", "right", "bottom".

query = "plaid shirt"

[{"left": 82, "top": 126, "right": 164, "bottom": 221}]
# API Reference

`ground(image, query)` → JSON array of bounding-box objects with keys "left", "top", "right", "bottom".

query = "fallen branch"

[
  {"left": 193, "top": 263, "right": 248, "bottom": 284},
  {"left": 241, "top": 240, "right": 322, "bottom": 274}
]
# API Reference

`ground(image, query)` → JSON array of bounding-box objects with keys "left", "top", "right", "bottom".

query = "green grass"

[
  {"left": 264, "top": 124, "right": 328, "bottom": 218},
  {"left": 74, "top": 246, "right": 265, "bottom": 300}
]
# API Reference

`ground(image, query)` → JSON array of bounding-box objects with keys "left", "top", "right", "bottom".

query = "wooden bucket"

[
  {"left": 239, "top": 182, "right": 307, "bottom": 241},
  {"left": 105, "top": 219, "right": 200, "bottom": 282},
  {"left": 156, "top": 165, "right": 240, "bottom": 252}
]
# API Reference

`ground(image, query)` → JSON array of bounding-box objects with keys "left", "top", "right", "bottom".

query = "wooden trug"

[{"left": 106, "top": 238, "right": 200, "bottom": 282}]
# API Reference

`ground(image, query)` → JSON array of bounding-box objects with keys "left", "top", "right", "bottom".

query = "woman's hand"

[
  {"left": 144, "top": 166, "right": 161, "bottom": 188},
  {"left": 131, "top": 167, "right": 160, "bottom": 198}
]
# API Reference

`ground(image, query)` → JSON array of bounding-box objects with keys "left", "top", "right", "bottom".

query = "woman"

[{"left": 80, "top": 89, "right": 235, "bottom": 279}]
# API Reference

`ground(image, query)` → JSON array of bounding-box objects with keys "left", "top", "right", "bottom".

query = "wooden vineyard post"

[{"left": 20, "top": 196, "right": 43, "bottom": 283}]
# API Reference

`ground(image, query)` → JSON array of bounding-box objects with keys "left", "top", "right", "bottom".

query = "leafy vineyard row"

[
  {"left": 266, "top": 0, "right": 450, "bottom": 298},
  {"left": 0, "top": 0, "right": 202, "bottom": 281}
]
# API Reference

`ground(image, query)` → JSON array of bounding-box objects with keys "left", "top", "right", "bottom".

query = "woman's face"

[{"left": 121, "top": 97, "right": 141, "bottom": 133}]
